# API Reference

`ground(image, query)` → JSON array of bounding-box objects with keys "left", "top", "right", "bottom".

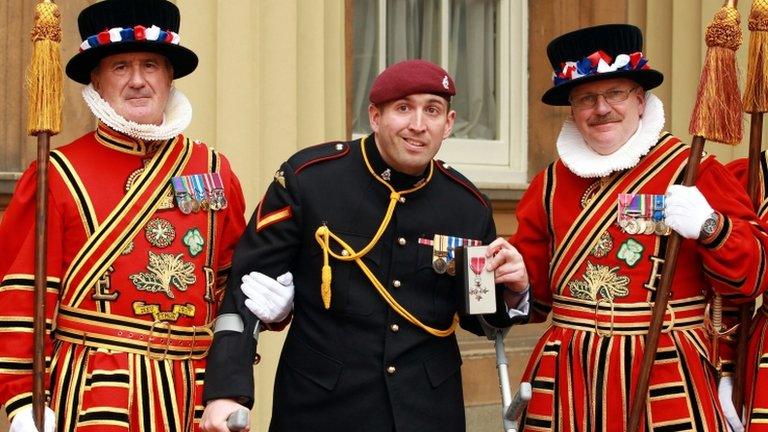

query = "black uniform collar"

[{"left": 364, "top": 134, "right": 431, "bottom": 190}]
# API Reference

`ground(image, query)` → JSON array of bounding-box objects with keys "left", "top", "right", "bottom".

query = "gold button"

[
  {"left": 398, "top": 197, "right": 406, "bottom": 203},
  {"left": 390, "top": 324, "right": 399, "bottom": 332},
  {"left": 392, "top": 280, "right": 401, "bottom": 288},
  {"left": 335, "top": 143, "right": 344, "bottom": 151},
  {"left": 387, "top": 365, "right": 396, "bottom": 374},
  {"left": 398, "top": 237, "right": 406, "bottom": 246}
]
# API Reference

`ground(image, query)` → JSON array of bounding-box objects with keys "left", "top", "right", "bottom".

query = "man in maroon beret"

[{"left": 200, "top": 59, "right": 529, "bottom": 431}]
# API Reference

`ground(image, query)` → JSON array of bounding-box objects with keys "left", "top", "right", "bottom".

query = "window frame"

[{"left": 354, "top": 0, "right": 529, "bottom": 189}]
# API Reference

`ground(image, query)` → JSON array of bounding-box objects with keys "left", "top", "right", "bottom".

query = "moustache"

[
  {"left": 588, "top": 114, "right": 622, "bottom": 126},
  {"left": 125, "top": 93, "right": 153, "bottom": 100}
]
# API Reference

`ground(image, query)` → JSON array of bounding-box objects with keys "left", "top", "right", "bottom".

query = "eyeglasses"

[{"left": 569, "top": 86, "right": 639, "bottom": 109}]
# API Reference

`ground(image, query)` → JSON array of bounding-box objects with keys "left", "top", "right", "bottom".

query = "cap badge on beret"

[
  {"left": 442, "top": 76, "right": 450, "bottom": 90},
  {"left": 554, "top": 50, "right": 650, "bottom": 86},
  {"left": 79, "top": 25, "right": 180, "bottom": 52}
]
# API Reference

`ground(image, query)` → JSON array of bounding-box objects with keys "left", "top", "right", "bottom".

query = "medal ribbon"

[{"left": 470, "top": 257, "right": 485, "bottom": 276}]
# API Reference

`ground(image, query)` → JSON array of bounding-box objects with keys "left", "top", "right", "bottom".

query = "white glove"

[
  {"left": 665, "top": 185, "right": 714, "bottom": 239},
  {"left": 241, "top": 271, "right": 294, "bottom": 323},
  {"left": 718, "top": 377, "right": 744, "bottom": 432},
  {"left": 10, "top": 405, "right": 56, "bottom": 432}
]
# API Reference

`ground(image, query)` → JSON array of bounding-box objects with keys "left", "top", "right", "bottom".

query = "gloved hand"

[
  {"left": 665, "top": 185, "right": 714, "bottom": 240},
  {"left": 241, "top": 271, "right": 294, "bottom": 323},
  {"left": 10, "top": 405, "right": 56, "bottom": 432},
  {"left": 718, "top": 377, "right": 744, "bottom": 432}
]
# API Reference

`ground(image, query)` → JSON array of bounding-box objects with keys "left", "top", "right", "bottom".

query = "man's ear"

[
  {"left": 442, "top": 110, "right": 456, "bottom": 140},
  {"left": 368, "top": 103, "right": 381, "bottom": 133},
  {"left": 636, "top": 87, "right": 646, "bottom": 117}
]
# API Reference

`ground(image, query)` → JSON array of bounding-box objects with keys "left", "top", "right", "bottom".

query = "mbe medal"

[{"left": 455, "top": 245, "right": 496, "bottom": 315}]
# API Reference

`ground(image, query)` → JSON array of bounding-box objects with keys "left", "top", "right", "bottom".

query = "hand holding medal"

[{"left": 483, "top": 237, "right": 529, "bottom": 313}]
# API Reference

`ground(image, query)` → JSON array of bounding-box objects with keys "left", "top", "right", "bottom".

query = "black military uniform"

[{"left": 204, "top": 135, "right": 516, "bottom": 431}]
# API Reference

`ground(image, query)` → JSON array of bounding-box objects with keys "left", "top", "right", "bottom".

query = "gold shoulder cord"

[{"left": 314, "top": 137, "right": 459, "bottom": 337}]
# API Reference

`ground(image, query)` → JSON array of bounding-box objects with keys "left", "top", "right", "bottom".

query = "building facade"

[{"left": 0, "top": 0, "right": 758, "bottom": 430}]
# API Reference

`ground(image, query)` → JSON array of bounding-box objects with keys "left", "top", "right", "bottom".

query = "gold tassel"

[
  {"left": 688, "top": 4, "right": 743, "bottom": 145},
  {"left": 321, "top": 265, "right": 332, "bottom": 310},
  {"left": 26, "top": 0, "right": 63, "bottom": 136},
  {"left": 744, "top": 0, "right": 768, "bottom": 113},
  {"left": 317, "top": 226, "right": 333, "bottom": 309}
]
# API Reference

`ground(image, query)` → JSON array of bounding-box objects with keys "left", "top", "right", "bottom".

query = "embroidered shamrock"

[
  {"left": 617, "top": 238, "right": 644, "bottom": 267},
  {"left": 183, "top": 228, "right": 205, "bottom": 257}
]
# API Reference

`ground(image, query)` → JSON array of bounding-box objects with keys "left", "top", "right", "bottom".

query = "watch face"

[{"left": 701, "top": 213, "right": 718, "bottom": 236}]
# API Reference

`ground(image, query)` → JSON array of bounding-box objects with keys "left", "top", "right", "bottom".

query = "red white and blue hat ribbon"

[
  {"left": 79, "top": 25, "right": 180, "bottom": 52},
  {"left": 553, "top": 50, "right": 650, "bottom": 86}
]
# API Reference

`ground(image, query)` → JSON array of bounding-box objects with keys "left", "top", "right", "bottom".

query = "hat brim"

[
  {"left": 541, "top": 69, "right": 664, "bottom": 106},
  {"left": 66, "top": 41, "right": 198, "bottom": 85}
]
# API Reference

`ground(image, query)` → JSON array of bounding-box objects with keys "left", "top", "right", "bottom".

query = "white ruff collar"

[
  {"left": 556, "top": 93, "right": 665, "bottom": 178},
  {"left": 82, "top": 84, "right": 192, "bottom": 141}
]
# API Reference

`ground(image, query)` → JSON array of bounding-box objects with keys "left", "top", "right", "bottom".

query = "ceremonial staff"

[
  {"left": 734, "top": 0, "right": 768, "bottom": 412},
  {"left": 627, "top": 2, "right": 743, "bottom": 430},
  {"left": 25, "top": 0, "right": 63, "bottom": 429}
]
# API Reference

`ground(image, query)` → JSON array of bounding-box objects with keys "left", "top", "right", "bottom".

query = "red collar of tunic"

[{"left": 95, "top": 122, "right": 168, "bottom": 156}]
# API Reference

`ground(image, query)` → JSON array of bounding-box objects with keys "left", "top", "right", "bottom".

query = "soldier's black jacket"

[{"left": 204, "top": 135, "right": 516, "bottom": 432}]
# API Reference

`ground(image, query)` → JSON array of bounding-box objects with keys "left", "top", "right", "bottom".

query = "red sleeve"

[
  {"left": 510, "top": 171, "right": 553, "bottom": 323},
  {"left": 0, "top": 162, "right": 64, "bottom": 419},
  {"left": 213, "top": 155, "right": 247, "bottom": 295},
  {"left": 694, "top": 157, "right": 768, "bottom": 301}
]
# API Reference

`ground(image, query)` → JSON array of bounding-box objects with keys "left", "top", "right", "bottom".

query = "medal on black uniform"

[
  {"left": 432, "top": 234, "right": 449, "bottom": 273},
  {"left": 431, "top": 234, "right": 482, "bottom": 275}
]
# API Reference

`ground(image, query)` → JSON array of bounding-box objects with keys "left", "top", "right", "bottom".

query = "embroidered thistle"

[
  {"left": 130, "top": 251, "right": 196, "bottom": 298},
  {"left": 568, "top": 261, "right": 629, "bottom": 302}
]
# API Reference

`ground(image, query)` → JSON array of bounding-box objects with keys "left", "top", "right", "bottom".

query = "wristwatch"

[{"left": 699, "top": 212, "right": 719, "bottom": 240}]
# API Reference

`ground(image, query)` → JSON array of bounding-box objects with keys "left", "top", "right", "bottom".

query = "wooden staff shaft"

[
  {"left": 627, "top": 135, "right": 705, "bottom": 432},
  {"left": 33, "top": 132, "right": 50, "bottom": 431},
  {"left": 733, "top": 112, "right": 764, "bottom": 410}
]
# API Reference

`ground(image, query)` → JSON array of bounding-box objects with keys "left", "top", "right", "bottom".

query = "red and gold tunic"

[
  {"left": 727, "top": 150, "right": 768, "bottom": 431},
  {"left": 512, "top": 134, "right": 768, "bottom": 432},
  {"left": 0, "top": 123, "right": 246, "bottom": 431}
]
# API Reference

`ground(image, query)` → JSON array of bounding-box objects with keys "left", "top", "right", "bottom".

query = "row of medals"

[
  {"left": 175, "top": 190, "right": 228, "bottom": 214},
  {"left": 171, "top": 173, "right": 229, "bottom": 214},
  {"left": 617, "top": 193, "right": 671, "bottom": 236},
  {"left": 125, "top": 166, "right": 229, "bottom": 214}
]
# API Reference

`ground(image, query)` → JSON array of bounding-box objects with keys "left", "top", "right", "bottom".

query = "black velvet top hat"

[
  {"left": 65, "top": 0, "right": 198, "bottom": 85},
  {"left": 542, "top": 24, "right": 663, "bottom": 106}
]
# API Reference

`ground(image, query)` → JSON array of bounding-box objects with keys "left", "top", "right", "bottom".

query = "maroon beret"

[{"left": 369, "top": 59, "right": 456, "bottom": 104}]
